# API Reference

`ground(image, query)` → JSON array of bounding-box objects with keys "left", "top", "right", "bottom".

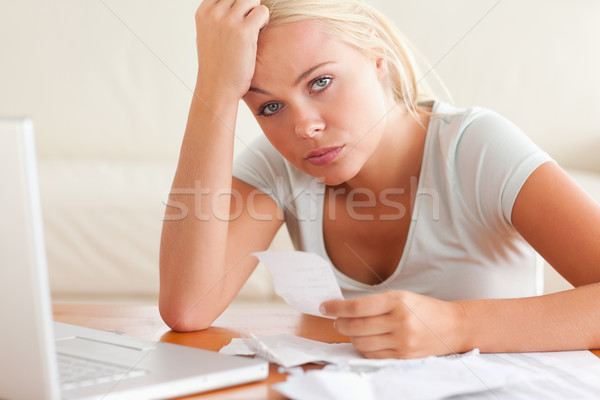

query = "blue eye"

[
  {"left": 260, "top": 102, "right": 282, "bottom": 117},
  {"left": 311, "top": 76, "right": 332, "bottom": 92},
  {"left": 257, "top": 76, "right": 333, "bottom": 117}
]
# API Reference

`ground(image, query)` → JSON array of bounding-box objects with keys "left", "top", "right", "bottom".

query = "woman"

[{"left": 159, "top": 0, "right": 600, "bottom": 359}]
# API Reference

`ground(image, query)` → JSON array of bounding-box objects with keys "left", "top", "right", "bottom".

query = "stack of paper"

[{"left": 221, "top": 335, "right": 600, "bottom": 399}]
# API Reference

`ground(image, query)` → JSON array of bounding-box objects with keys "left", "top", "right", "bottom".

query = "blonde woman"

[{"left": 159, "top": 0, "right": 600, "bottom": 359}]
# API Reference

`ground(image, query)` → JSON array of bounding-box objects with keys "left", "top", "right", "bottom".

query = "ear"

[
  {"left": 375, "top": 55, "right": 388, "bottom": 81},
  {"left": 369, "top": 29, "right": 388, "bottom": 81}
]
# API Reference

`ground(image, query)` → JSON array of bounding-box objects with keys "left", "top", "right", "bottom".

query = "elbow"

[{"left": 159, "top": 301, "right": 216, "bottom": 332}]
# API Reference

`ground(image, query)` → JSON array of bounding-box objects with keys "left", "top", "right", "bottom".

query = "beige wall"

[
  {"left": 371, "top": 0, "right": 600, "bottom": 171},
  {"left": 1, "top": 0, "right": 599, "bottom": 169}
]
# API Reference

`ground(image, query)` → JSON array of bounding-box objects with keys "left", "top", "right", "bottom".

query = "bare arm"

[
  {"left": 159, "top": 0, "right": 281, "bottom": 332},
  {"left": 457, "top": 161, "right": 600, "bottom": 353}
]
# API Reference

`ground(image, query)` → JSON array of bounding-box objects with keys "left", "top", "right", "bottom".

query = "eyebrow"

[{"left": 247, "top": 61, "right": 334, "bottom": 95}]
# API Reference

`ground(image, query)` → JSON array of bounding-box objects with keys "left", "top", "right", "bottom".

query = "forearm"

[
  {"left": 457, "top": 282, "right": 600, "bottom": 353},
  {"left": 159, "top": 86, "right": 240, "bottom": 331},
  {"left": 159, "top": 0, "right": 270, "bottom": 331}
]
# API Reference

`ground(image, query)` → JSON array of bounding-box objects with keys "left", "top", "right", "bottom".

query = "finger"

[
  {"left": 361, "top": 348, "right": 404, "bottom": 359},
  {"left": 321, "top": 292, "right": 397, "bottom": 318},
  {"left": 231, "top": 0, "right": 260, "bottom": 15},
  {"left": 214, "top": 0, "right": 237, "bottom": 7},
  {"left": 197, "top": 0, "right": 232, "bottom": 21},
  {"left": 243, "top": 4, "right": 269, "bottom": 30},
  {"left": 362, "top": 346, "right": 445, "bottom": 359},
  {"left": 350, "top": 333, "right": 393, "bottom": 355},
  {"left": 208, "top": 0, "right": 249, "bottom": 19},
  {"left": 334, "top": 315, "right": 392, "bottom": 337},
  {"left": 211, "top": 0, "right": 237, "bottom": 9}
]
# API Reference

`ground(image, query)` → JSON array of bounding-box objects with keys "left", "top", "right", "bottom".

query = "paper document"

[
  {"left": 271, "top": 348, "right": 600, "bottom": 400},
  {"left": 220, "top": 334, "right": 361, "bottom": 368},
  {"left": 272, "top": 353, "right": 550, "bottom": 400},
  {"left": 254, "top": 251, "right": 344, "bottom": 318},
  {"left": 221, "top": 334, "right": 600, "bottom": 399},
  {"left": 220, "top": 334, "right": 475, "bottom": 368}
]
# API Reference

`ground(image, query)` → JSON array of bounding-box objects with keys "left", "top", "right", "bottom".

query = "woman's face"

[{"left": 243, "top": 19, "right": 391, "bottom": 186}]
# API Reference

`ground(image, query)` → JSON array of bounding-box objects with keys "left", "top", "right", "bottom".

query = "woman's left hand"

[{"left": 320, "top": 290, "right": 468, "bottom": 359}]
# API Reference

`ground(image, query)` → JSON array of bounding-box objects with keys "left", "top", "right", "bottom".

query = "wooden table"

[
  {"left": 53, "top": 303, "right": 600, "bottom": 400},
  {"left": 53, "top": 303, "right": 347, "bottom": 399}
]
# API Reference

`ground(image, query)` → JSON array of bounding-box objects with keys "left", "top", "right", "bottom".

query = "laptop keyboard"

[{"left": 58, "top": 353, "right": 147, "bottom": 391}]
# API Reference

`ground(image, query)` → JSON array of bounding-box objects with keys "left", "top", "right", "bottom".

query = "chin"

[
  {"left": 300, "top": 169, "right": 343, "bottom": 186},
  {"left": 312, "top": 166, "right": 361, "bottom": 187},
  {"left": 296, "top": 153, "right": 364, "bottom": 186},
  {"left": 318, "top": 176, "right": 345, "bottom": 186}
]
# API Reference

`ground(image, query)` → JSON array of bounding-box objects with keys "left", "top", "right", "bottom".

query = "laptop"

[{"left": 0, "top": 118, "right": 268, "bottom": 400}]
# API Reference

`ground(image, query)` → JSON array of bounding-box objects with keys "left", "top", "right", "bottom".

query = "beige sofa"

[{"left": 1, "top": 0, "right": 598, "bottom": 302}]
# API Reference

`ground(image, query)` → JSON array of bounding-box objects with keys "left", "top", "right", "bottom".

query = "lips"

[{"left": 305, "top": 146, "right": 344, "bottom": 166}]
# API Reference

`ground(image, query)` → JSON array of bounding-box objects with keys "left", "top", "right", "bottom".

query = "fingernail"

[{"left": 319, "top": 305, "right": 327, "bottom": 315}]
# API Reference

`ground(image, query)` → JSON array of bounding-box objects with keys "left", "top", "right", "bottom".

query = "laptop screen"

[{"left": 0, "top": 118, "right": 61, "bottom": 399}]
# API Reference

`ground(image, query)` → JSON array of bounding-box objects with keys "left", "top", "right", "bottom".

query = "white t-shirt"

[{"left": 233, "top": 101, "right": 554, "bottom": 300}]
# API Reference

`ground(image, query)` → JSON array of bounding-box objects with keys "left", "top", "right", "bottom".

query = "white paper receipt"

[{"left": 254, "top": 251, "right": 344, "bottom": 318}]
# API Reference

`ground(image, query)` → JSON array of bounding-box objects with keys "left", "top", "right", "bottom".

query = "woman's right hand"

[
  {"left": 160, "top": 1, "right": 279, "bottom": 332},
  {"left": 195, "top": 0, "right": 269, "bottom": 103}
]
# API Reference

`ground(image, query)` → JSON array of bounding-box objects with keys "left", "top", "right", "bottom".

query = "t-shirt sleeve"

[
  {"left": 232, "top": 135, "right": 287, "bottom": 210},
  {"left": 455, "top": 109, "right": 554, "bottom": 231}
]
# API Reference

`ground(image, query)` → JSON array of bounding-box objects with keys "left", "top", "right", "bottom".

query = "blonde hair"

[{"left": 260, "top": 0, "right": 447, "bottom": 116}]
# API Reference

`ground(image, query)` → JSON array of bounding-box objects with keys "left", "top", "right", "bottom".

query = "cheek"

[{"left": 335, "top": 75, "right": 386, "bottom": 124}]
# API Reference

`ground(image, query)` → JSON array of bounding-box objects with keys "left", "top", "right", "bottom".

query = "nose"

[{"left": 294, "top": 107, "right": 325, "bottom": 139}]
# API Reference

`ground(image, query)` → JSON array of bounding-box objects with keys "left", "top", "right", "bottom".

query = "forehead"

[
  {"left": 254, "top": 19, "right": 362, "bottom": 84},
  {"left": 257, "top": 19, "right": 330, "bottom": 50}
]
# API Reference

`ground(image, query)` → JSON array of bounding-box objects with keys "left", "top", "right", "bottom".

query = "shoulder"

[
  {"left": 234, "top": 135, "right": 285, "bottom": 169},
  {"left": 425, "top": 101, "right": 552, "bottom": 229},
  {"left": 426, "top": 101, "right": 541, "bottom": 167},
  {"left": 233, "top": 135, "right": 291, "bottom": 185},
  {"left": 427, "top": 101, "right": 517, "bottom": 151}
]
